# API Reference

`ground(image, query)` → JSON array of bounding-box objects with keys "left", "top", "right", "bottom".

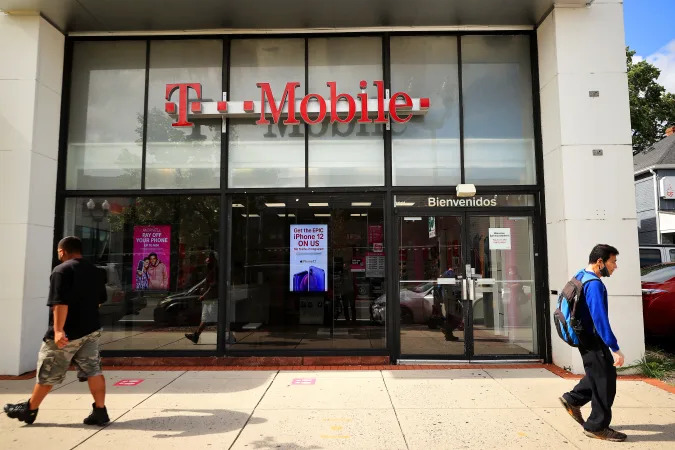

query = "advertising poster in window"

[
  {"left": 290, "top": 224, "right": 328, "bottom": 292},
  {"left": 133, "top": 225, "right": 171, "bottom": 290}
]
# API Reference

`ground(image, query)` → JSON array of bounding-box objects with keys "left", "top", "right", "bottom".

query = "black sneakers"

[
  {"left": 184, "top": 333, "right": 200, "bottom": 344},
  {"left": 559, "top": 396, "right": 584, "bottom": 426},
  {"left": 584, "top": 427, "right": 627, "bottom": 442},
  {"left": 83, "top": 403, "right": 110, "bottom": 426},
  {"left": 4, "top": 400, "right": 39, "bottom": 424}
]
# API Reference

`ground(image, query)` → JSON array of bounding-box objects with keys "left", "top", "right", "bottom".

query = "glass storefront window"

[
  {"left": 145, "top": 40, "right": 223, "bottom": 189},
  {"left": 461, "top": 35, "right": 536, "bottom": 185},
  {"left": 229, "top": 194, "right": 386, "bottom": 350},
  {"left": 307, "top": 37, "right": 385, "bottom": 187},
  {"left": 66, "top": 41, "right": 146, "bottom": 190},
  {"left": 391, "top": 36, "right": 461, "bottom": 186},
  {"left": 63, "top": 196, "right": 220, "bottom": 351},
  {"left": 228, "top": 39, "right": 306, "bottom": 188}
]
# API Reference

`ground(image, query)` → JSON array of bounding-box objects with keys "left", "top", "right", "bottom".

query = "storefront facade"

[{"left": 0, "top": 0, "right": 644, "bottom": 374}]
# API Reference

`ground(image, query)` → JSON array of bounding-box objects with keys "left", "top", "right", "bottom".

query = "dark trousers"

[{"left": 563, "top": 340, "right": 617, "bottom": 431}]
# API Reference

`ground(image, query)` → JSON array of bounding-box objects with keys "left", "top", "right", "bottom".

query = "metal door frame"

[{"left": 393, "top": 208, "right": 541, "bottom": 362}]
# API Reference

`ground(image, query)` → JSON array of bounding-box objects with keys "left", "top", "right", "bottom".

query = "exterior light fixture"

[{"left": 456, "top": 184, "right": 476, "bottom": 198}]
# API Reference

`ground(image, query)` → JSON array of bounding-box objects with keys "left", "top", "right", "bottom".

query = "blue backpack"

[{"left": 553, "top": 271, "right": 600, "bottom": 347}]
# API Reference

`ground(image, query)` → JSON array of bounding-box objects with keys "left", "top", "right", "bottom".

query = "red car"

[{"left": 640, "top": 264, "right": 675, "bottom": 337}]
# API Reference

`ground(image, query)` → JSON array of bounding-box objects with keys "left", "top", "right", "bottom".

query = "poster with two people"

[{"left": 133, "top": 225, "right": 170, "bottom": 291}]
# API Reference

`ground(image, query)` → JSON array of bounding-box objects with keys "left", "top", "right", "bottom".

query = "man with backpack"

[{"left": 558, "top": 244, "right": 626, "bottom": 442}]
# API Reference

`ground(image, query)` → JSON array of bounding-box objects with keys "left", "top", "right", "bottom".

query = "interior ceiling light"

[
  {"left": 404, "top": 217, "right": 422, "bottom": 221},
  {"left": 395, "top": 201, "right": 415, "bottom": 207},
  {"left": 350, "top": 213, "right": 361, "bottom": 217},
  {"left": 241, "top": 214, "right": 260, "bottom": 218},
  {"left": 308, "top": 202, "right": 329, "bottom": 207},
  {"left": 351, "top": 202, "right": 371, "bottom": 207},
  {"left": 314, "top": 213, "right": 331, "bottom": 217},
  {"left": 233, "top": 203, "right": 245, "bottom": 208},
  {"left": 265, "top": 203, "right": 286, "bottom": 207},
  {"left": 361, "top": 214, "right": 368, "bottom": 217}
]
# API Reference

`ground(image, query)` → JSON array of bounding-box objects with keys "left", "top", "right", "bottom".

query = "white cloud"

[{"left": 637, "top": 39, "right": 675, "bottom": 94}]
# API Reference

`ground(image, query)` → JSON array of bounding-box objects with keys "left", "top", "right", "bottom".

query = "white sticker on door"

[{"left": 488, "top": 228, "right": 511, "bottom": 250}]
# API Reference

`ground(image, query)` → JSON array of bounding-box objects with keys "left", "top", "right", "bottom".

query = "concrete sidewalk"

[{"left": 1, "top": 368, "right": 674, "bottom": 449}]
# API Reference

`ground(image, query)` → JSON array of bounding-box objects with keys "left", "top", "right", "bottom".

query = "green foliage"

[
  {"left": 627, "top": 47, "right": 675, "bottom": 154},
  {"left": 619, "top": 348, "right": 675, "bottom": 380}
]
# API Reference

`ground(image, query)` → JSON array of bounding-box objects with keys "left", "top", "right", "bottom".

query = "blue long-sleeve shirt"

[{"left": 575, "top": 269, "right": 620, "bottom": 352}]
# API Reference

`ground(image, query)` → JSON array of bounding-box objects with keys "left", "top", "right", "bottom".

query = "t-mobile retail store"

[
  {"left": 1, "top": 1, "right": 643, "bottom": 373},
  {"left": 57, "top": 33, "right": 546, "bottom": 361}
]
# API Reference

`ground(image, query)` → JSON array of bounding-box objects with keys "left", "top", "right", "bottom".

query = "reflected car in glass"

[
  {"left": 153, "top": 279, "right": 207, "bottom": 326},
  {"left": 371, "top": 282, "right": 436, "bottom": 325},
  {"left": 640, "top": 263, "right": 675, "bottom": 337}
]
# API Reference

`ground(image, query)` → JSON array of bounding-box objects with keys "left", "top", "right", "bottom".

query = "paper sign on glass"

[{"left": 488, "top": 228, "right": 511, "bottom": 250}]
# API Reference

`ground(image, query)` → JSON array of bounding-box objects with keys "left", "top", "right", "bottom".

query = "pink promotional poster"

[{"left": 133, "top": 225, "right": 171, "bottom": 291}]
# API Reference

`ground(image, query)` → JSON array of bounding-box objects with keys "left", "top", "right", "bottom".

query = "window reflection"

[
  {"left": 63, "top": 196, "right": 220, "bottom": 351},
  {"left": 66, "top": 41, "right": 146, "bottom": 190},
  {"left": 462, "top": 35, "right": 536, "bottom": 185}
]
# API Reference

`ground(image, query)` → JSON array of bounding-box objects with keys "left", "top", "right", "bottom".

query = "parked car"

[
  {"left": 153, "top": 279, "right": 206, "bottom": 326},
  {"left": 96, "top": 264, "right": 147, "bottom": 325},
  {"left": 98, "top": 283, "right": 126, "bottom": 325},
  {"left": 639, "top": 245, "right": 675, "bottom": 268},
  {"left": 640, "top": 263, "right": 675, "bottom": 337}
]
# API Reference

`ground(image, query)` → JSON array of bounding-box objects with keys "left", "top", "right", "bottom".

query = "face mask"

[{"left": 600, "top": 264, "right": 610, "bottom": 277}]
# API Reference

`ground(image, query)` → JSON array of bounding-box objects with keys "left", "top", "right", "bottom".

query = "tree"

[{"left": 627, "top": 47, "right": 675, "bottom": 154}]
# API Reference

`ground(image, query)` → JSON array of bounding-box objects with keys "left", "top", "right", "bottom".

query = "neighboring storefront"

[{"left": 1, "top": 1, "right": 643, "bottom": 374}]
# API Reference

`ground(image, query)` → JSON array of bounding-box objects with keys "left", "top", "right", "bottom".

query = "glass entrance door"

[
  {"left": 398, "top": 215, "right": 466, "bottom": 357},
  {"left": 397, "top": 213, "right": 538, "bottom": 359}
]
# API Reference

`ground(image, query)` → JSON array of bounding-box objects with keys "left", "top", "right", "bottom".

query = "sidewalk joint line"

[
  {"left": 70, "top": 370, "right": 189, "bottom": 449},
  {"left": 483, "top": 369, "right": 582, "bottom": 448},
  {"left": 228, "top": 370, "right": 279, "bottom": 450},
  {"left": 381, "top": 370, "right": 410, "bottom": 450}
]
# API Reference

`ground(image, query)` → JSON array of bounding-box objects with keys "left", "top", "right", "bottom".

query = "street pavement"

[{"left": 1, "top": 368, "right": 674, "bottom": 449}]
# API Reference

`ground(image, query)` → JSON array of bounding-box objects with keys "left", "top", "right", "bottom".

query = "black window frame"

[{"left": 53, "top": 30, "right": 550, "bottom": 362}]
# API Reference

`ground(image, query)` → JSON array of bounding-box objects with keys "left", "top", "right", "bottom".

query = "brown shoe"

[
  {"left": 559, "top": 396, "right": 584, "bottom": 426},
  {"left": 584, "top": 428, "right": 627, "bottom": 442}
]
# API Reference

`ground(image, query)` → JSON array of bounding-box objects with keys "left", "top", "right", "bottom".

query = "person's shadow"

[
  {"left": 30, "top": 408, "right": 266, "bottom": 439},
  {"left": 612, "top": 423, "right": 675, "bottom": 443}
]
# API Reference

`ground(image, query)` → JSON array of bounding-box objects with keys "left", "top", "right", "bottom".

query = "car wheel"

[{"left": 400, "top": 307, "right": 414, "bottom": 325}]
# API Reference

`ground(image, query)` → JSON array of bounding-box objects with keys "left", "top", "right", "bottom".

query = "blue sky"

[{"left": 624, "top": 0, "right": 675, "bottom": 92}]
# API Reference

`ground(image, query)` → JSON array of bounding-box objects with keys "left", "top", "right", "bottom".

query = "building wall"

[
  {"left": 538, "top": 2, "right": 644, "bottom": 373},
  {"left": 635, "top": 176, "right": 657, "bottom": 244},
  {"left": 0, "top": 14, "right": 64, "bottom": 375}
]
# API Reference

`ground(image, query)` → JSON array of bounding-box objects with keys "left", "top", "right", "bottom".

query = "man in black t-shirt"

[{"left": 4, "top": 236, "right": 110, "bottom": 426}]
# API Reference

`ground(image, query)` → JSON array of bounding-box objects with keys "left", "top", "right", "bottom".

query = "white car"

[{"left": 371, "top": 282, "right": 437, "bottom": 325}]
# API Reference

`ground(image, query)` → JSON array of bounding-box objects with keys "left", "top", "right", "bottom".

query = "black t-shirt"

[{"left": 45, "top": 258, "right": 107, "bottom": 341}]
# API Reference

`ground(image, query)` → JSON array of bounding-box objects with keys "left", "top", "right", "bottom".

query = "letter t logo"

[{"left": 165, "top": 83, "right": 202, "bottom": 127}]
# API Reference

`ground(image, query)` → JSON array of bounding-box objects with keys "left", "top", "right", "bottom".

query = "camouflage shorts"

[{"left": 36, "top": 330, "right": 102, "bottom": 385}]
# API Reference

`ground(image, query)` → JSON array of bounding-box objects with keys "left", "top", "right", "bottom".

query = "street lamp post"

[{"left": 84, "top": 199, "right": 110, "bottom": 262}]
